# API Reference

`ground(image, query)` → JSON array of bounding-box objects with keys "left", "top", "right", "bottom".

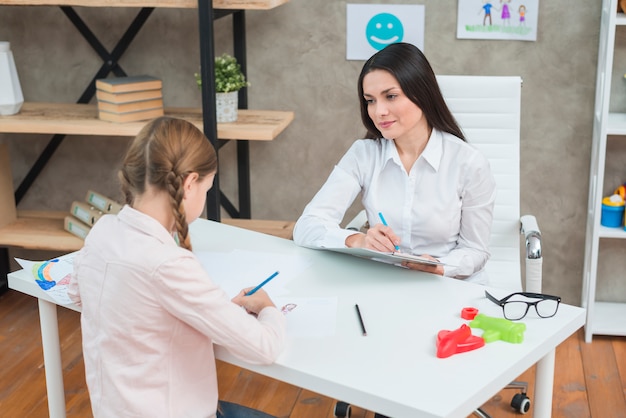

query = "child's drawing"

[{"left": 458, "top": 0, "right": 538, "bottom": 41}]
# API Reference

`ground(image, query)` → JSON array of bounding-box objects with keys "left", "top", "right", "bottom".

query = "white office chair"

[{"left": 338, "top": 76, "right": 542, "bottom": 418}]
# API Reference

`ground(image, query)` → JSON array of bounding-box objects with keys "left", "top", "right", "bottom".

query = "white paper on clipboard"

[{"left": 323, "top": 247, "right": 454, "bottom": 267}]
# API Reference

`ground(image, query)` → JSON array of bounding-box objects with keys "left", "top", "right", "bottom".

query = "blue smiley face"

[{"left": 365, "top": 13, "right": 404, "bottom": 50}]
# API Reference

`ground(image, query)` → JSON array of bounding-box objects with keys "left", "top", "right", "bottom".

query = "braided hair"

[{"left": 119, "top": 116, "right": 217, "bottom": 250}]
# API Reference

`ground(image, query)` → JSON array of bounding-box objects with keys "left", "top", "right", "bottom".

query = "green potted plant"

[{"left": 195, "top": 53, "right": 249, "bottom": 123}]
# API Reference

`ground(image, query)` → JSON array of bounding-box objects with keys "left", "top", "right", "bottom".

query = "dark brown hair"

[
  {"left": 119, "top": 116, "right": 217, "bottom": 250},
  {"left": 357, "top": 42, "right": 465, "bottom": 141}
]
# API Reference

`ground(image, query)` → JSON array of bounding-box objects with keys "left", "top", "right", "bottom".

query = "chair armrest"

[{"left": 520, "top": 214, "right": 542, "bottom": 259}]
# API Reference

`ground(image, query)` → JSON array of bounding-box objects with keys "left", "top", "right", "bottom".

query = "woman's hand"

[
  {"left": 231, "top": 288, "right": 276, "bottom": 315},
  {"left": 402, "top": 254, "right": 444, "bottom": 275},
  {"left": 345, "top": 224, "right": 400, "bottom": 252}
]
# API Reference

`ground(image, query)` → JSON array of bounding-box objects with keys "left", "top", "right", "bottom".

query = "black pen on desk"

[
  {"left": 246, "top": 271, "right": 280, "bottom": 296},
  {"left": 377, "top": 212, "right": 400, "bottom": 251},
  {"left": 355, "top": 304, "right": 367, "bottom": 336}
]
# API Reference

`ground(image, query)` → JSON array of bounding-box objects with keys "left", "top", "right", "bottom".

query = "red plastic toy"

[
  {"left": 436, "top": 324, "right": 485, "bottom": 358},
  {"left": 461, "top": 307, "right": 478, "bottom": 320}
]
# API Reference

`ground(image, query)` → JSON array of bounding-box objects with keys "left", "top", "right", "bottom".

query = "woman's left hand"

[{"left": 402, "top": 254, "right": 444, "bottom": 275}]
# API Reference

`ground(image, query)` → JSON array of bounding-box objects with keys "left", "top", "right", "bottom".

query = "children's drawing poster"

[
  {"left": 346, "top": 4, "right": 425, "bottom": 60},
  {"left": 457, "top": 0, "right": 539, "bottom": 41}
]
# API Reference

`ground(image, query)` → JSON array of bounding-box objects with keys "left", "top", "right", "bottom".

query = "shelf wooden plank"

[
  {"left": 222, "top": 218, "right": 294, "bottom": 240},
  {"left": 0, "top": 102, "right": 294, "bottom": 141},
  {"left": 0, "top": 210, "right": 294, "bottom": 252},
  {"left": 0, "top": 210, "right": 83, "bottom": 252},
  {"left": 0, "top": 0, "right": 290, "bottom": 10}
]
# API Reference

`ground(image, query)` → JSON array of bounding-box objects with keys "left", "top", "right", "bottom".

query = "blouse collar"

[{"left": 382, "top": 128, "right": 443, "bottom": 172}]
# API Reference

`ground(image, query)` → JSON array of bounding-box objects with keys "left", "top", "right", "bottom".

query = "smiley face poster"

[{"left": 347, "top": 4, "right": 425, "bottom": 60}]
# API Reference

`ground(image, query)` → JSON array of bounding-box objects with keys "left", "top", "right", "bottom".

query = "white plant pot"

[
  {"left": 216, "top": 91, "right": 238, "bottom": 123},
  {"left": 0, "top": 41, "right": 24, "bottom": 116}
]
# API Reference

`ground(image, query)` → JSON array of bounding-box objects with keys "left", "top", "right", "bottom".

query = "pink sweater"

[{"left": 69, "top": 206, "right": 285, "bottom": 418}]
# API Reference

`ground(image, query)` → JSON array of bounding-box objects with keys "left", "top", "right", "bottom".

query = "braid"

[
  {"left": 119, "top": 116, "right": 217, "bottom": 252},
  {"left": 166, "top": 171, "right": 192, "bottom": 251}
]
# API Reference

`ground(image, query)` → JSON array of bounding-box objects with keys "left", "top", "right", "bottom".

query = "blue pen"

[
  {"left": 378, "top": 212, "right": 400, "bottom": 251},
  {"left": 246, "top": 271, "right": 280, "bottom": 295}
]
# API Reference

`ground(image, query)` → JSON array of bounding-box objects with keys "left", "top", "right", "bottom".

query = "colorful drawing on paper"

[
  {"left": 16, "top": 256, "right": 75, "bottom": 305},
  {"left": 457, "top": 0, "right": 539, "bottom": 41},
  {"left": 32, "top": 259, "right": 71, "bottom": 290}
]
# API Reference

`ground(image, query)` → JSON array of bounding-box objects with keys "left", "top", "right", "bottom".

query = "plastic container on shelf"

[
  {"left": 0, "top": 41, "right": 24, "bottom": 116},
  {"left": 601, "top": 195, "right": 625, "bottom": 227}
]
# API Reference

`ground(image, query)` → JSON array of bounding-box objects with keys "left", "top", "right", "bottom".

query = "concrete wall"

[{"left": 1, "top": 1, "right": 623, "bottom": 306}]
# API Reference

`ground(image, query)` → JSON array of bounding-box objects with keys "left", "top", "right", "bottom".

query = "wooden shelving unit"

[
  {"left": 0, "top": 0, "right": 293, "bottom": 291},
  {"left": 0, "top": 102, "right": 293, "bottom": 251}
]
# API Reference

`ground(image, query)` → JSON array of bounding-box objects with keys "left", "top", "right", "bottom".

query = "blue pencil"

[
  {"left": 246, "top": 271, "right": 280, "bottom": 295},
  {"left": 378, "top": 212, "right": 400, "bottom": 251}
]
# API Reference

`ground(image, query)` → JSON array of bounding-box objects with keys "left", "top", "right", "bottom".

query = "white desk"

[{"left": 8, "top": 219, "right": 586, "bottom": 418}]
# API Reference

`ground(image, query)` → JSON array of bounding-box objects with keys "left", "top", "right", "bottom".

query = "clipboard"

[{"left": 323, "top": 247, "right": 451, "bottom": 267}]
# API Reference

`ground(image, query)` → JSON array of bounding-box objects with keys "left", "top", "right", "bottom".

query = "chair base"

[
  {"left": 473, "top": 381, "right": 531, "bottom": 417},
  {"left": 333, "top": 401, "right": 389, "bottom": 418}
]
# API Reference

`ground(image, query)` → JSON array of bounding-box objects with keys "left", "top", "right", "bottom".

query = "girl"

[
  {"left": 293, "top": 43, "right": 496, "bottom": 283},
  {"left": 69, "top": 116, "right": 285, "bottom": 418}
]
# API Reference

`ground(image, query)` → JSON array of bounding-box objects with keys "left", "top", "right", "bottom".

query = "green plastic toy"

[{"left": 469, "top": 313, "right": 526, "bottom": 343}]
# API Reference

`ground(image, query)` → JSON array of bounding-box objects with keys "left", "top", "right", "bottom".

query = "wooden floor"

[{"left": 1, "top": 289, "right": 625, "bottom": 418}]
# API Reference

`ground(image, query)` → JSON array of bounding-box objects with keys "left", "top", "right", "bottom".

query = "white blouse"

[{"left": 293, "top": 128, "right": 496, "bottom": 282}]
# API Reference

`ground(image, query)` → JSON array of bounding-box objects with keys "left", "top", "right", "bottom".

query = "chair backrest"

[{"left": 437, "top": 75, "right": 523, "bottom": 292}]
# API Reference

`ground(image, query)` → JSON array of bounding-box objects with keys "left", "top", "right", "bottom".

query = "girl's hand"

[
  {"left": 402, "top": 254, "right": 444, "bottom": 275},
  {"left": 231, "top": 288, "right": 276, "bottom": 315},
  {"left": 345, "top": 224, "right": 400, "bottom": 252}
]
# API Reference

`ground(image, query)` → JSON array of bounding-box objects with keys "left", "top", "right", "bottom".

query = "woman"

[
  {"left": 293, "top": 43, "right": 496, "bottom": 283},
  {"left": 69, "top": 116, "right": 284, "bottom": 418}
]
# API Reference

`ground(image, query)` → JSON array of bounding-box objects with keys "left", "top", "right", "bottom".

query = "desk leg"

[
  {"left": 1, "top": 247, "right": 9, "bottom": 293},
  {"left": 533, "top": 348, "right": 555, "bottom": 418},
  {"left": 38, "top": 299, "right": 67, "bottom": 418}
]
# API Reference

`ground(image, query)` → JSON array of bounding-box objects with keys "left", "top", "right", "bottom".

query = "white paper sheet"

[
  {"left": 194, "top": 249, "right": 312, "bottom": 298},
  {"left": 274, "top": 296, "right": 338, "bottom": 338}
]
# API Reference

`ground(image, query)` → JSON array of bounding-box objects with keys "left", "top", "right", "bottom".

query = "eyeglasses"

[{"left": 485, "top": 290, "right": 561, "bottom": 320}]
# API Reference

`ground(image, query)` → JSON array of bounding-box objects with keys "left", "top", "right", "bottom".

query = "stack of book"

[
  {"left": 64, "top": 190, "right": 122, "bottom": 240},
  {"left": 96, "top": 75, "right": 164, "bottom": 123}
]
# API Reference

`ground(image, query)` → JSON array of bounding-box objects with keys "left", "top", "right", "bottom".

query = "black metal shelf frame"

[{"left": 14, "top": 3, "right": 252, "bottom": 221}]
